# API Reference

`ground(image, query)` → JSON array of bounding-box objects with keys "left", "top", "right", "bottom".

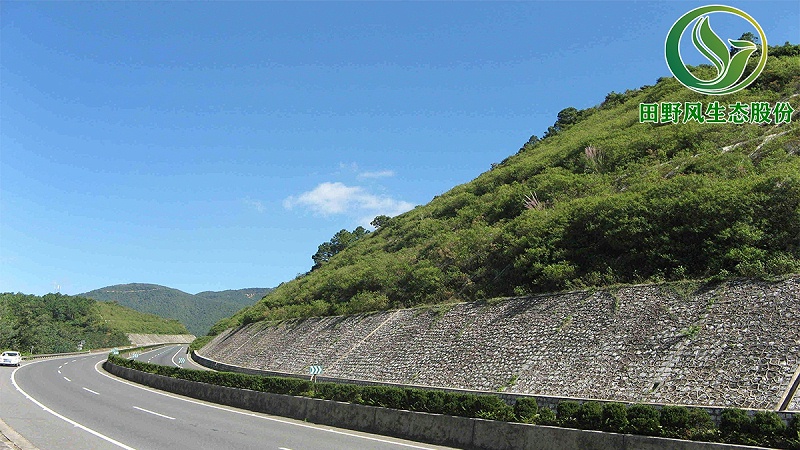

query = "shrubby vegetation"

[
  {"left": 211, "top": 47, "right": 799, "bottom": 334},
  {"left": 108, "top": 356, "right": 800, "bottom": 448},
  {"left": 0, "top": 292, "right": 186, "bottom": 354}
]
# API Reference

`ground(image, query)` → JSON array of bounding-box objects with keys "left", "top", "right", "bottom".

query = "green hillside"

[
  {"left": 94, "top": 301, "right": 189, "bottom": 334},
  {"left": 195, "top": 288, "right": 273, "bottom": 308},
  {"left": 211, "top": 46, "right": 799, "bottom": 335},
  {"left": 0, "top": 292, "right": 188, "bottom": 354},
  {"left": 82, "top": 283, "right": 267, "bottom": 335}
]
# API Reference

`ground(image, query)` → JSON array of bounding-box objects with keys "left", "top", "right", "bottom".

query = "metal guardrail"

[{"left": 22, "top": 347, "right": 135, "bottom": 361}]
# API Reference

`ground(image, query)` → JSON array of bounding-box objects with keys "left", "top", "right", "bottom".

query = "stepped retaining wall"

[{"left": 200, "top": 277, "right": 800, "bottom": 411}]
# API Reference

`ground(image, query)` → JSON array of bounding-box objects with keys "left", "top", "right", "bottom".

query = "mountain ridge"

[{"left": 82, "top": 283, "right": 272, "bottom": 336}]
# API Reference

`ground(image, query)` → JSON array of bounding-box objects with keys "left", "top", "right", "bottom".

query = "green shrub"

[
  {"left": 557, "top": 401, "right": 581, "bottom": 428},
  {"left": 601, "top": 402, "right": 629, "bottom": 433},
  {"left": 455, "top": 395, "right": 514, "bottom": 421},
  {"left": 720, "top": 408, "right": 750, "bottom": 436},
  {"left": 407, "top": 388, "right": 447, "bottom": 414},
  {"left": 786, "top": 416, "right": 800, "bottom": 450},
  {"left": 537, "top": 407, "right": 557, "bottom": 426},
  {"left": 514, "top": 397, "right": 539, "bottom": 423},
  {"left": 316, "top": 383, "right": 363, "bottom": 403},
  {"left": 576, "top": 401, "right": 603, "bottom": 430},
  {"left": 719, "top": 408, "right": 758, "bottom": 445},
  {"left": 747, "top": 411, "right": 786, "bottom": 447},
  {"left": 660, "top": 405, "right": 690, "bottom": 438},
  {"left": 686, "top": 408, "right": 716, "bottom": 442},
  {"left": 789, "top": 415, "right": 800, "bottom": 440},
  {"left": 627, "top": 404, "right": 661, "bottom": 436},
  {"left": 360, "top": 385, "right": 407, "bottom": 409}
]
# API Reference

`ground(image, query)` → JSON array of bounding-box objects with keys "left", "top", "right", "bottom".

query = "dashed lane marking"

[
  {"left": 95, "top": 360, "right": 439, "bottom": 449},
  {"left": 11, "top": 361, "right": 136, "bottom": 449},
  {"left": 133, "top": 406, "right": 175, "bottom": 420}
]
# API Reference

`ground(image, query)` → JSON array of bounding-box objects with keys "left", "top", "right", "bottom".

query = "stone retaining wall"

[{"left": 201, "top": 277, "right": 800, "bottom": 411}]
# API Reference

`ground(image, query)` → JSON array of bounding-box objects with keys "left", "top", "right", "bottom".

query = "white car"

[{"left": 0, "top": 351, "right": 22, "bottom": 367}]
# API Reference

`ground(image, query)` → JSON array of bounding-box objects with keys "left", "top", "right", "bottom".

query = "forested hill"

[
  {"left": 81, "top": 283, "right": 270, "bottom": 336},
  {"left": 0, "top": 292, "right": 188, "bottom": 354},
  {"left": 210, "top": 46, "right": 799, "bottom": 335}
]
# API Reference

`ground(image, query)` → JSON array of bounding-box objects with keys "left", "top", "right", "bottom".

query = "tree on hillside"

[
  {"left": 312, "top": 226, "right": 370, "bottom": 270},
  {"left": 371, "top": 215, "right": 391, "bottom": 229}
]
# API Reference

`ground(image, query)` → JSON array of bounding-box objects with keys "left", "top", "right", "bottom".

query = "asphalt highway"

[{"left": 0, "top": 347, "right": 455, "bottom": 450}]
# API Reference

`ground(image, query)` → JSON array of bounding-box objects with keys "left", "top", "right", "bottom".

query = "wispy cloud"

[
  {"left": 358, "top": 170, "right": 395, "bottom": 179},
  {"left": 242, "top": 198, "right": 267, "bottom": 213},
  {"left": 284, "top": 182, "right": 414, "bottom": 220}
]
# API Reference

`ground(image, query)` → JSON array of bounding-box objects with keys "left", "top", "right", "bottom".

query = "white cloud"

[
  {"left": 358, "top": 170, "right": 395, "bottom": 179},
  {"left": 242, "top": 198, "right": 266, "bottom": 213},
  {"left": 284, "top": 182, "right": 414, "bottom": 220},
  {"left": 338, "top": 162, "right": 359, "bottom": 172}
]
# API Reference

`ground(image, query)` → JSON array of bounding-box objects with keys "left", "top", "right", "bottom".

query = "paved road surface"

[{"left": 0, "top": 347, "right": 455, "bottom": 450}]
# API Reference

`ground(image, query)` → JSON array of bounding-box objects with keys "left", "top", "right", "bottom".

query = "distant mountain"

[{"left": 81, "top": 283, "right": 270, "bottom": 336}]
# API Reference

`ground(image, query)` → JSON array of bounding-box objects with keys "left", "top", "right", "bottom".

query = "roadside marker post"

[{"left": 309, "top": 365, "right": 323, "bottom": 382}]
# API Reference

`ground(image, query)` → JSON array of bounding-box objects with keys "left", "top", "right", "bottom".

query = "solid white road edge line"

[
  {"left": 95, "top": 359, "right": 438, "bottom": 450},
  {"left": 133, "top": 406, "right": 175, "bottom": 420},
  {"left": 11, "top": 362, "right": 136, "bottom": 450},
  {"left": 170, "top": 347, "right": 183, "bottom": 367}
]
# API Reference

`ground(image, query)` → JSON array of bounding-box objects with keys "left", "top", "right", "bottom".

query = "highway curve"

[{"left": 0, "top": 347, "right": 454, "bottom": 450}]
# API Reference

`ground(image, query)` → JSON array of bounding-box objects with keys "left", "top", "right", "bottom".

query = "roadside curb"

[{"left": 0, "top": 417, "right": 37, "bottom": 450}]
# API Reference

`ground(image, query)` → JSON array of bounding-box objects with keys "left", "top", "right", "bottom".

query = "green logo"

[{"left": 665, "top": 5, "right": 767, "bottom": 95}]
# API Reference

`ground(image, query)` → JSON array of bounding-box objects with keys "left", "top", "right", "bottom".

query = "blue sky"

[{"left": 1, "top": 1, "right": 798, "bottom": 296}]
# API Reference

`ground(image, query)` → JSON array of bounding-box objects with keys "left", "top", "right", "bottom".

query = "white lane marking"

[
  {"left": 11, "top": 362, "right": 136, "bottom": 450},
  {"left": 58, "top": 370, "right": 61, "bottom": 374},
  {"left": 63, "top": 377, "right": 71, "bottom": 382},
  {"left": 95, "top": 360, "right": 438, "bottom": 449},
  {"left": 58, "top": 365, "right": 63, "bottom": 369},
  {"left": 133, "top": 406, "right": 175, "bottom": 420},
  {"left": 170, "top": 347, "right": 184, "bottom": 367},
  {"left": 278, "top": 447, "right": 293, "bottom": 450},
  {"left": 83, "top": 387, "right": 100, "bottom": 395}
]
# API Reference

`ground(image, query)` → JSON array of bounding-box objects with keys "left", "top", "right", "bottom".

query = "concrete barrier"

[{"left": 104, "top": 360, "right": 769, "bottom": 450}]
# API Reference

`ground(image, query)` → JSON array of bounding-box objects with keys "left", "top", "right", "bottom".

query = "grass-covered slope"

[
  {"left": 212, "top": 49, "right": 799, "bottom": 334},
  {"left": 194, "top": 288, "right": 273, "bottom": 308},
  {"left": 0, "top": 292, "right": 188, "bottom": 354},
  {"left": 82, "top": 283, "right": 267, "bottom": 336},
  {"left": 94, "top": 301, "right": 189, "bottom": 335}
]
